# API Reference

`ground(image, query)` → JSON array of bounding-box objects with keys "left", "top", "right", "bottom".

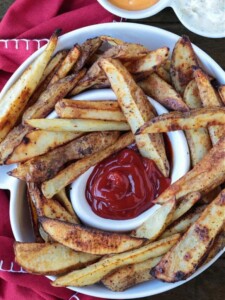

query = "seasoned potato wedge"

[
  {"left": 139, "top": 73, "right": 189, "bottom": 112},
  {"left": 22, "top": 70, "right": 86, "bottom": 121},
  {"left": 26, "top": 118, "right": 129, "bottom": 132},
  {"left": 100, "top": 58, "right": 169, "bottom": 177},
  {"left": 0, "top": 31, "right": 59, "bottom": 142},
  {"left": 14, "top": 242, "right": 100, "bottom": 275},
  {"left": 219, "top": 85, "right": 225, "bottom": 104},
  {"left": 170, "top": 35, "right": 198, "bottom": 95},
  {"left": 127, "top": 47, "right": 169, "bottom": 74},
  {"left": 55, "top": 99, "right": 126, "bottom": 121},
  {"left": 52, "top": 234, "right": 180, "bottom": 287},
  {"left": 151, "top": 190, "right": 225, "bottom": 282},
  {"left": 194, "top": 67, "right": 225, "bottom": 145},
  {"left": 161, "top": 205, "right": 206, "bottom": 239},
  {"left": 6, "top": 130, "right": 81, "bottom": 164},
  {"left": 9, "top": 131, "right": 120, "bottom": 182},
  {"left": 156, "top": 134, "right": 225, "bottom": 204},
  {"left": 102, "top": 256, "right": 162, "bottom": 291},
  {"left": 55, "top": 188, "right": 76, "bottom": 218},
  {"left": 132, "top": 198, "right": 176, "bottom": 240},
  {"left": 50, "top": 44, "right": 81, "bottom": 84},
  {"left": 136, "top": 107, "right": 225, "bottom": 134},
  {"left": 41, "top": 132, "right": 134, "bottom": 198},
  {"left": 27, "top": 183, "right": 79, "bottom": 224},
  {"left": 40, "top": 217, "right": 146, "bottom": 255}
]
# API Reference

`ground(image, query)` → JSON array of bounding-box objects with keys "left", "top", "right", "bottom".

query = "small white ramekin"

[{"left": 70, "top": 89, "right": 190, "bottom": 232}]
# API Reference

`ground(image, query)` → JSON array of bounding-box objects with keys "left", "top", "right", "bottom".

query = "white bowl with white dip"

[{"left": 97, "top": 0, "right": 225, "bottom": 38}]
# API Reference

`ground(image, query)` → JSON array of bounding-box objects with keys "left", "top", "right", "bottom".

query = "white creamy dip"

[{"left": 174, "top": 0, "right": 225, "bottom": 36}]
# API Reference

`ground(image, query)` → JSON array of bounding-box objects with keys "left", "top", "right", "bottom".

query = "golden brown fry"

[
  {"left": 183, "top": 79, "right": 212, "bottom": 167},
  {"left": 27, "top": 183, "right": 79, "bottom": 224},
  {"left": 155, "top": 64, "right": 171, "bottom": 84},
  {"left": 102, "top": 256, "right": 161, "bottom": 291},
  {"left": 10, "top": 131, "right": 120, "bottom": 182},
  {"left": 55, "top": 99, "right": 126, "bottom": 121},
  {"left": 55, "top": 188, "right": 77, "bottom": 218},
  {"left": 73, "top": 37, "right": 103, "bottom": 73},
  {"left": 100, "top": 35, "right": 124, "bottom": 46},
  {"left": 139, "top": 73, "right": 189, "bottom": 112},
  {"left": 127, "top": 47, "right": 169, "bottom": 74},
  {"left": 151, "top": 190, "right": 225, "bottom": 282},
  {"left": 0, "top": 31, "right": 59, "bottom": 142},
  {"left": 161, "top": 205, "right": 206, "bottom": 239},
  {"left": 41, "top": 132, "right": 134, "bottom": 198},
  {"left": 136, "top": 107, "right": 225, "bottom": 134},
  {"left": 40, "top": 217, "right": 146, "bottom": 255},
  {"left": 132, "top": 198, "right": 176, "bottom": 240},
  {"left": 206, "top": 224, "right": 225, "bottom": 262},
  {"left": 22, "top": 70, "right": 86, "bottom": 121},
  {"left": 52, "top": 234, "right": 180, "bottom": 287},
  {"left": 6, "top": 131, "right": 81, "bottom": 164},
  {"left": 14, "top": 242, "right": 100, "bottom": 275},
  {"left": 24, "top": 50, "right": 69, "bottom": 110},
  {"left": 100, "top": 58, "right": 169, "bottom": 177},
  {"left": 219, "top": 85, "right": 225, "bottom": 104},
  {"left": 156, "top": 134, "right": 225, "bottom": 204},
  {"left": 25, "top": 118, "right": 130, "bottom": 132},
  {"left": 26, "top": 187, "right": 43, "bottom": 242},
  {"left": 50, "top": 44, "right": 81, "bottom": 84},
  {"left": 170, "top": 35, "right": 198, "bottom": 95},
  {"left": 194, "top": 67, "right": 225, "bottom": 145}
]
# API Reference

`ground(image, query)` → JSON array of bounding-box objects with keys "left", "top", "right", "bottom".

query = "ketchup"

[{"left": 85, "top": 148, "right": 171, "bottom": 220}]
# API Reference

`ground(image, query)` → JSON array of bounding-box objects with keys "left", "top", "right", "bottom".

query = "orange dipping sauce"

[{"left": 108, "top": 0, "right": 159, "bottom": 11}]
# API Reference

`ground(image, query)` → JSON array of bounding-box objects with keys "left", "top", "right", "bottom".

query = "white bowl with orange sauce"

[{"left": 97, "top": 0, "right": 169, "bottom": 19}]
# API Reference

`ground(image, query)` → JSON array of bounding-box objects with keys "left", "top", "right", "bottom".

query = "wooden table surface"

[{"left": 0, "top": 2, "right": 225, "bottom": 300}]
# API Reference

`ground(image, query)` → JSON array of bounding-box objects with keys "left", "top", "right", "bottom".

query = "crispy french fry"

[
  {"left": 0, "top": 124, "right": 30, "bottom": 164},
  {"left": 139, "top": 73, "right": 189, "bottom": 112},
  {"left": 219, "top": 85, "right": 225, "bottom": 104},
  {"left": 102, "top": 256, "right": 162, "bottom": 291},
  {"left": 132, "top": 198, "right": 176, "bottom": 240},
  {"left": 24, "top": 50, "right": 69, "bottom": 110},
  {"left": 70, "top": 43, "right": 149, "bottom": 96},
  {"left": 170, "top": 35, "right": 198, "bottom": 95},
  {"left": 9, "top": 131, "right": 120, "bottom": 182},
  {"left": 14, "top": 242, "right": 100, "bottom": 275},
  {"left": 40, "top": 217, "right": 146, "bottom": 255},
  {"left": 100, "top": 35, "right": 124, "bottom": 46},
  {"left": 50, "top": 44, "right": 81, "bottom": 84},
  {"left": 155, "top": 61, "right": 171, "bottom": 84},
  {"left": 151, "top": 190, "right": 225, "bottom": 282},
  {"left": 194, "top": 67, "right": 225, "bottom": 145},
  {"left": 73, "top": 37, "right": 103, "bottom": 73},
  {"left": 156, "top": 134, "right": 225, "bottom": 204},
  {"left": 26, "top": 187, "right": 43, "bottom": 242},
  {"left": 206, "top": 224, "right": 225, "bottom": 262},
  {"left": 161, "top": 205, "right": 206, "bottom": 239},
  {"left": 100, "top": 58, "right": 169, "bottom": 177},
  {"left": 41, "top": 132, "right": 134, "bottom": 198},
  {"left": 52, "top": 234, "right": 180, "bottom": 287},
  {"left": 171, "top": 192, "right": 201, "bottom": 223},
  {"left": 55, "top": 188, "right": 77, "bottom": 218},
  {"left": 55, "top": 99, "right": 126, "bottom": 121},
  {"left": 136, "top": 107, "right": 225, "bottom": 134},
  {"left": 27, "top": 183, "right": 79, "bottom": 224},
  {"left": 6, "top": 130, "right": 81, "bottom": 164},
  {"left": 22, "top": 70, "right": 86, "bottom": 121},
  {"left": 0, "top": 31, "right": 59, "bottom": 143},
  {"left": 25, "top": 118, "right": 130, "bottom": 132},
  {"left": 127, "top": 47, "right": 169, "bottom": 74}
]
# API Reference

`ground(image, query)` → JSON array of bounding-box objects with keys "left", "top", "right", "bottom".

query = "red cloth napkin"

[{"left": 0, "top": 1, "right": 120, "bottom": 299}]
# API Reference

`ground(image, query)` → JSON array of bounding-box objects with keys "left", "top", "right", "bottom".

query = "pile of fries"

[{"left": 0, "top": 30, "right": 225, "bottom": 292}]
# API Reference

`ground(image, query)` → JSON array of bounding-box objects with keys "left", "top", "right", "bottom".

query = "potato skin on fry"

[
  {"left": 10, "top": 131, "right": 120, "bottom": 182},
  {"left": 40, "top": 217, "right": 146, "bottom": 255},
  {"left": 14, "top": 242, "right": 100, "bottom": 275},
  {"left": 151, "top": 190, "right": 225, "bottom": 282}
]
